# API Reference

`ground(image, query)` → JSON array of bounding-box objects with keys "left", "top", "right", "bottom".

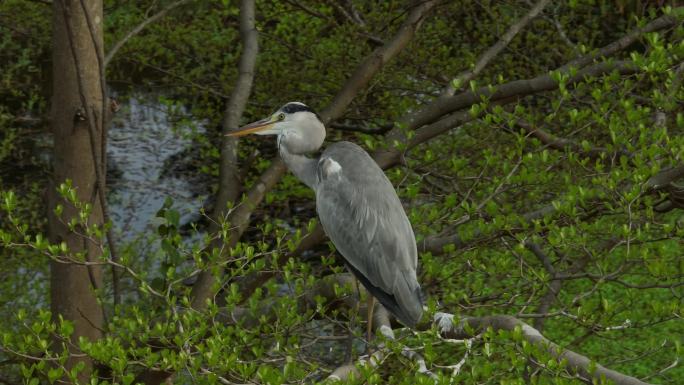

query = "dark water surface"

[{"left": 107, "top": 93, "right": 208, "bottom": 249}]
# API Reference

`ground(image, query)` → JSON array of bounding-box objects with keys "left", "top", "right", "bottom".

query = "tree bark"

[
  {"left": 49, "top": 0, "right": 105, "bottom": 382},
  {"left": 190, "top": 0, "right": 259, "bottom": 311}
]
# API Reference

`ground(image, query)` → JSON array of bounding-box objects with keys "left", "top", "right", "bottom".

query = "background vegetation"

[{"left": 0, "top": 0, "right": 682, "bottom": 384}]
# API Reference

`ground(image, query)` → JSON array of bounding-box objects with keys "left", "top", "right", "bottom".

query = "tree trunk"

[{"left": 49, "top": 0, "right": 105, "bottom": 382}]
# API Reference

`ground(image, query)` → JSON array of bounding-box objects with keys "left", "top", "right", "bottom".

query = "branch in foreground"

[
  {"left": 257, "top": 275, "right": 656, "bottom": 385},
  {"left": 228, "top": 273, "right": 438, "bottom": 382},
  {"left": 559, "top": 12, "right": 679, "bottom": 72},
  {"left": 435, "top": 313, "right": 654, "bottom": 385},
  {"left": 326, "top": 306, "right": 438, "bottom": 383}
]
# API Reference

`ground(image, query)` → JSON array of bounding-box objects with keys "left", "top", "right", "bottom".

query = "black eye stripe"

[{"left": 281, "top": 103, "right": 314, "bottom": 114}]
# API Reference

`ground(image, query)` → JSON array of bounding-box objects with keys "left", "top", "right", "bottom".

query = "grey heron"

[{"left": 228, "top": 102, "right": 423, "bottom": 330}]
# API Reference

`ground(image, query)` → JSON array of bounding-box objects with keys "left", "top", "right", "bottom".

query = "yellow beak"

[{"left": 226, "top": 117, "right": 276, "bottom": 137}]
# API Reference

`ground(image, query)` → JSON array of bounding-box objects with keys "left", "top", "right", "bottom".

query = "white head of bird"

[{"left": 227, "top": 102, "right": 325, "bottom": 154}]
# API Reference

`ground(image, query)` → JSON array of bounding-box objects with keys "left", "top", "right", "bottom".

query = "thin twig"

[
  {"left": 441, "top": 0, "right": 552, "bottom": 97},
  {"left": 104, "top": 0, "right": 192, "bottom": 67}
]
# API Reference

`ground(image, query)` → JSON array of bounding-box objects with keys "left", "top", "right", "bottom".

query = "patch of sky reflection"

[{"left": 107, "top": 92, "right": 208, "bottom": 273}]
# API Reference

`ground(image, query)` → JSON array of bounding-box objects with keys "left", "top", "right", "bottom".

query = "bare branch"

[
  {"left": 515, "top": 119, "right": 632, "bottom": 160},
  {"left": 319, "top": 0, "right": 438, "bottom": 124},
  {"left": 283, "top": 0, "right": 329, "bottom": 20},
  {"left": 407, "top": 60, "right": 638, "bottom": 133},
  {"left": 559, "top": 13, "right": 678, "bottom": 71},
  {"left": 525, "top": 242, "right": 555, "bottom": 275},
  {"left": 190, "top": 0, "right": 259, "bottom": 311},
  {"left": 442, "top": 0, "right": 553, "bottom": 97},
  {"left": 104, "top": 0, "right": 192, "bottom": 67},
  {"left": 408, "top": 11, "right": 680, "bottom": 130},
  {"left": 421, "top": 163, "right": 684, "bottom": 256},
  {"left": 76, "top": 0, "right": 122, "bottom": 306}
]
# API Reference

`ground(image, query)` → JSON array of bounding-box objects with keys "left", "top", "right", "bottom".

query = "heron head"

[{"left": 227, "top": 102, "right": 325, "bottom": 152}]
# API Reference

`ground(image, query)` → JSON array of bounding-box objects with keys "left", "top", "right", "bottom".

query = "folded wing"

[{"left": 315, "top": 142, "right": 423, "bottom": 327}]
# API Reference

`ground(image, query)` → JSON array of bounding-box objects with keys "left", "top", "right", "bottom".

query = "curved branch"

[
  {"left": 442, "top": 0, "right": 552, "bottom": 97},
  {"left": 76, "top": 0, "right": 122, "bottom": 305},
  {"left": 407, "top": 60, "right": 638, "bottom": 132},
  {"left": 420, "top": 161, "right": 684, "bottom": 255},
  {"left": 190, "top": 0, "right": 259, "bottom": 310},
  {"left": 515, "top": 119, "right": 632, "bottom": 160},
  {"left": 319, "top": 0, "right": 438, "bottom": 124},
  {"left": 558, "top": 12, "right": 678, "bottom": 71},
  {"left": 104, "top": 0, "right": 192, "bottom": 67},
  {"left": 329, "top": 122, "right": 394, "bottom": 134},
  {"left": 408, "top": 11, "right": 680, "bottom": 130},
  {"left": 435, "top": 313, "right": 654, "bottom": 385}
]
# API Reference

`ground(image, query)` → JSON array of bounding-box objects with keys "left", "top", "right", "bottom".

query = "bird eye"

[{"left": 277, "top": 113, "right": 285, "bottom": 121}]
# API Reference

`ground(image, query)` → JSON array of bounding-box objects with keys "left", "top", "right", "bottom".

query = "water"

[{"left": 107, "top": 93, "right": 208, "bottom": 251}]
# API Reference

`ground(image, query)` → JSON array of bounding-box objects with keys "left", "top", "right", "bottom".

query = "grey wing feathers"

[{"left": 315, "top": 141, "right": 423, "bottom": 327}]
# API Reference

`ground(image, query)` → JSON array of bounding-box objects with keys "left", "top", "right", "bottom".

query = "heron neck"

[{"left": 278, "top": 138, "right": 318, "bottom": 189}]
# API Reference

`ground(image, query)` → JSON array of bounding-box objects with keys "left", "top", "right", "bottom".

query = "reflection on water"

[{"left": 107, "top": 93, "right": 207, "bottom": 252}]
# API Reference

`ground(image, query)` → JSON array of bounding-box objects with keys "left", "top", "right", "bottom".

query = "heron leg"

[{"left": 366, "top": 295, "right": 375, "bottom": 342}]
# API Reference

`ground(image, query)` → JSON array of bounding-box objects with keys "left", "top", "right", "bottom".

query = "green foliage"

[
  {"left": 1, "top": 0, "right": 683, "bottom": 384},
  {"left": 0, "top": 2, "right": 52, "bottom": 357}
]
